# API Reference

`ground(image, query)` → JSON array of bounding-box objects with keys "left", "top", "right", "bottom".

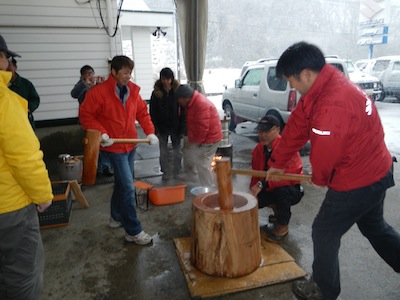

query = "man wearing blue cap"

[{"left": 250, "top": 115, "right": 304, "bottom": 242}]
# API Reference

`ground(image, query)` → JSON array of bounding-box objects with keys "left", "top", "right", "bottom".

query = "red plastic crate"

[{"left": 149, "top": 184, "right": 186, "bottom": 206}]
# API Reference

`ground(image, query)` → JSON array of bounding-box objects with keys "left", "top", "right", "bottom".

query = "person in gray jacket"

[{"left": 71, "top": 65, "right": 112, "bottom": 176}]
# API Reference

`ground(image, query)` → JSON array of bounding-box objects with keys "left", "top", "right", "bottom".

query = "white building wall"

[
  {"left": 130, "top": 27, "right": 154, "bottom": 100},
  {"left": 0, "top": 0, "right": 122, "bottom": 121}
]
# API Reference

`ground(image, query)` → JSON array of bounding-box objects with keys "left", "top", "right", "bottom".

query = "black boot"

[{"left": 265, "top": 224, "right": 288, "bottom": 243}]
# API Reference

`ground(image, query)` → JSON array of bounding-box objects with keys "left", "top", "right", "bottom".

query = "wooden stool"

[{"left": 134, "top": 181, "right": 153, "bottom": 211}]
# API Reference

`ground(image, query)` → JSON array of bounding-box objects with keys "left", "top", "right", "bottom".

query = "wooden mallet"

[
  {"left": 231, "top": 169, "right": 312, "bottom": 183},
  {"left": 81, "top": 129, "right": 150, "bottom": 185}
]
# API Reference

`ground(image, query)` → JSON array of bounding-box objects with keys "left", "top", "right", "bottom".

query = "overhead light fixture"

[{"left": 152, "top": 27, "right": 167, "bottom": 38}]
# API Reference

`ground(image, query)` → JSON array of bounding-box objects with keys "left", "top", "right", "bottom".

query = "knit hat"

[
  {"left": 0, "top": 35, "right": 21, "bottom": 57},
  {"left": 174, "top": 84, "right": 194, "bottom": 100},
  {"left": 255, "top": 115, "right": 280, "bottom": 132}
]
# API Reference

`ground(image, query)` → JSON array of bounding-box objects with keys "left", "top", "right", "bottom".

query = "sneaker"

[
  {"left": 109, "top": 217, "right": 121, "bottom": 228},
  {"left": 125, "top": 231, "right": 153, "bottom": 245},
  {"left": 292, "top": 278, "right": 324, "bottom": 300}
]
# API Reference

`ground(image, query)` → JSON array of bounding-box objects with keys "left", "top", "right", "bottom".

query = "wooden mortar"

[{"left": 190, "top": 157, "right": 261, "bottom": 278}]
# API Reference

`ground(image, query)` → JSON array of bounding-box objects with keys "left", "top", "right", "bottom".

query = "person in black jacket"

[
  {"left": 7, "top": 58, "right": 40, "bottom": 129},
  {"left": 150, "top": 68, "right": 186, "bottom": 180}
]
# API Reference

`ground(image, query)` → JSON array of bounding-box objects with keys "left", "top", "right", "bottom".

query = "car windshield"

[
  {"left": 373, "top": 60, "right": 390, "bottom": 72},
  {"left": 356, "top": 62, "right": 367, "bottom": 71}
]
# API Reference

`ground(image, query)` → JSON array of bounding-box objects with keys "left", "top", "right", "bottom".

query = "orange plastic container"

[{"left": 149, "top": 184, "right": 187, "bottom": 206}]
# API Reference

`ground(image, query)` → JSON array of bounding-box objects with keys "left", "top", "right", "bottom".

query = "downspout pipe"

[
  {"left": 106, "top": 0, "right": 117, "bottom": 58},
  {"left": 194, "top": 0, "right": 199, "bottom": 88}
]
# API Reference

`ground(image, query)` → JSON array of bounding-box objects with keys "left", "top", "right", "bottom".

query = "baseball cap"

[
  {"left": 0, "top": 35, "right": 21, "bottom": 58},
  {"left": 255, "top": 115, "right": 280, "bottom": 132}
]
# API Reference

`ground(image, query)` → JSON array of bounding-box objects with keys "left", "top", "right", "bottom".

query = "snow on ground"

[
  {"left": 203, "top": 68, "right": 241, "bottom": 118},
  {"left": 203, "top": 68, "right": 241, "bottom": 95}
]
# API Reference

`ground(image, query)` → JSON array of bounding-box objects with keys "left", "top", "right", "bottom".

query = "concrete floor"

[{"left": 37, "top": 123, "right": 400, "bottom": 300}]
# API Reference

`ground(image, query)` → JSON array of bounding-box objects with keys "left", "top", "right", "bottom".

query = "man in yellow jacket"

[{"left": 0, "top": 35, "right": 53, "bottom": 300}]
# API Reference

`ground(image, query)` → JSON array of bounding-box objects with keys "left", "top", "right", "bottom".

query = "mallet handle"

[
  {"left": 231, "top": 169, "right": 312, "bottom": 182},
  {"left": 112, "top": 138, "right": 150, "bottom": 144}
]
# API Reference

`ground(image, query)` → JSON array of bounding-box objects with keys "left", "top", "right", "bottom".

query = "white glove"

[
  {"left": 100, "top": 133, "right": 114, "bottom": 147},
  {"left": 147, "top": 133, "right": 159, "bottom": 145}
]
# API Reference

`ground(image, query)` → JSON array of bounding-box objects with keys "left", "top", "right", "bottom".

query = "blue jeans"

[
  {"left": 312, "top": 166, "right": 400, "bottom": 299},
  {"left": 107, "top": 149, "right": 142, "bottom": 236},
  {"left": 98, "top": 150, "right": 111, "bottom": 171}
]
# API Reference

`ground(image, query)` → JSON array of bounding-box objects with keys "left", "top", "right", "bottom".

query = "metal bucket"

[
  {"left": 58, "top": 154, "right": 71, "bottom": 164},
  {"left": 58, "top": 156, "right": 82, "bottom": 182},
  {"left": 220, "top": 115, "right": 230, "bottom": 147}
]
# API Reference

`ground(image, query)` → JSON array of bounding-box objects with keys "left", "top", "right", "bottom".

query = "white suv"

[
  {"left": 356, "top": 56, "right": 400, "bottom": 101},
  {"left": 371, "top": 56, "right": 400, "bottom": 101},
  {"left": 344, "top": 59, "right": 382, "bottom": 101},
  {"left": 222, "top": 59, "right": 298, "bottom": 131},
  {"left": 222, "top": 57, "right": 353, "bottom": 132}
]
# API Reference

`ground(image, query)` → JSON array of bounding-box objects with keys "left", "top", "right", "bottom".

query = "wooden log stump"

[
  {"left": 82, "top": 129, "right": 101, "bottom": 186},
  {"left": 190, "top": 157, "right": 261, "bottom": 278}
]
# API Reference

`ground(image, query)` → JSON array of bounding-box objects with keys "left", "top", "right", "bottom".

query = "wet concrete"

[{"left": 37, "top": 103, "right": 400, "bottom": 299}]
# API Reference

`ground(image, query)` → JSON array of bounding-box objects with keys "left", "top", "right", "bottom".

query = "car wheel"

[
  {"left": 223, "top": 103, "right": 237, "bottom": 131},
  {"left": 377, "top": 90, "right": 385, "bottom": 102}
]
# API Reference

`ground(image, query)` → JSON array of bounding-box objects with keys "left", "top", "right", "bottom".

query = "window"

[
  {"left": 330, "top": 63, "right": 345, "bottom": 74},
  {"left": 267, "top": 67, "right": 287, "bottom": 91},
  {"left": 242, "top": 68, "right": 263, "bottom": 86},
  {"left": 393, "top": 61, "right": 400, "bottom": 71},
  {"left": 373, "top": 60, "right": 390, "bottom": 72}
]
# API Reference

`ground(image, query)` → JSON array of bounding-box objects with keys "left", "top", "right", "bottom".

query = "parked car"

[
  {"left": 355, "top": 56, "right": 400, "bottom": 101},
  {"left": 324, "top": 56, "right": 349, "bottom": 78},
  {"left": 372, "top": 56, "right": 400, "bottom": 101},
  {"left": 344, "top": 59, "right": 382, "bottom": 101},
  {"left": 222, "top": 58, "right": 298, "bottom": 131},
  {"left": 222, "top": 57, "right": 353, "bottom": 131},
  {"left": 355, "top": 58, "right": 376, "bottom": 75}
]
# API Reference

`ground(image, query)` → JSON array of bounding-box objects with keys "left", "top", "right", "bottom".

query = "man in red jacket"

[
  {"left": 249, "top": 115, "right": 304, "bottom": 243},
  {"left": 79, "top": 55, "right": 158, "bottom": 245},
  {"left": 268, "top": 41, "right": 400, "bottom": 300},
  {"left": 174, "top": 84, "right": 222, "bottom": 187}
]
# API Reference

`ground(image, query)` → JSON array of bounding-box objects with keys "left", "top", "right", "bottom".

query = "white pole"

[{"left": 106, "top": 0, "right": 117, "bottom": 58}]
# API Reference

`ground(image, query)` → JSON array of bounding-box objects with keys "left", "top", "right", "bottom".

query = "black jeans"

[
  {"left": 257, "top": 185, "right": 304, "bottom": 225},
  {"left": 312, "top": 166, "right": 400, "bottom": 299}
]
